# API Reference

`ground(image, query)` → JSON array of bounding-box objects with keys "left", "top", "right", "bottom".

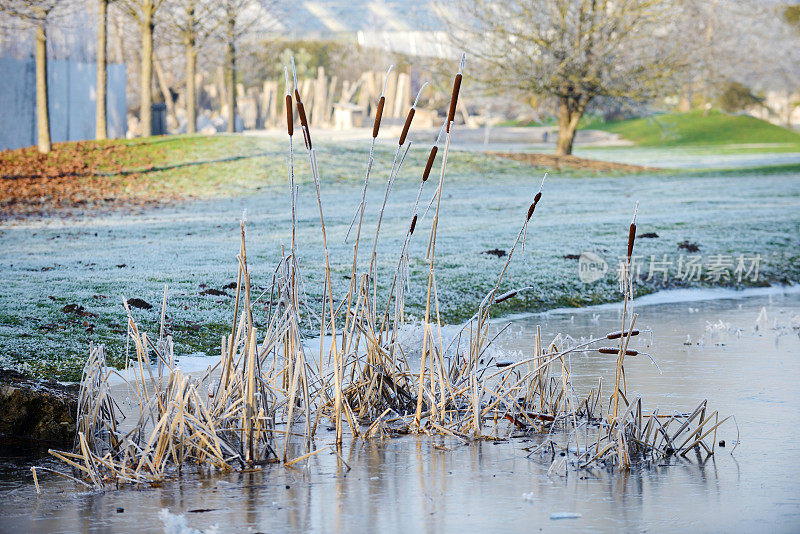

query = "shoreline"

[
  {"left": 498, "top": 282, "right": 800, "bottom": 322},
  {"left": 96, "top": 283, "right": 800, "bottom": 387}
]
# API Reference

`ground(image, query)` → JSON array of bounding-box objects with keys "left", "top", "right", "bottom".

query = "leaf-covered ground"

[
  {"left": 1, "top": 136, "right": 799, "bottom": 380},
  {"left": 0, "top": 134, "right": 660, "bottom": 220}
]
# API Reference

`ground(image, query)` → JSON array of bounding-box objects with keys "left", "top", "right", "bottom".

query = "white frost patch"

[
  {"left": 159, "top": 508, "right": 218, "bottom": 534},
  {"left": 705, "top": 320, "right": 742, "bottom": 338},
  {"left": 107, "top": 353, "right": 222, "bottom": 385}
]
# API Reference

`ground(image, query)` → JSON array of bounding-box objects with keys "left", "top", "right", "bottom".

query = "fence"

[{"left": 0, "top": 57, "right": 126, "bottom": 151}]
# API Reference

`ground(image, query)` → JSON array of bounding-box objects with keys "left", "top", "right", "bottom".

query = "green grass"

[{"left": 583, "top": 110, "right": 800, "bottom": 147}]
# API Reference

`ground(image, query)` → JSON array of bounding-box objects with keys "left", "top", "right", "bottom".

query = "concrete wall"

[{"left": 0, "top": 57, "right": 126, "bottom": 151}]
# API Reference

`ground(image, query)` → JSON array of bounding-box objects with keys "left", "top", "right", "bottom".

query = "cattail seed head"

[
  {"left": 627, "top": 223, "right": 636, "bottom": 259},
  {"left": 494, "top": 290, "right": 517, "bottom": 304},
  {"left": 447, "top": 73, "right": 462, "bottom": 133},
  {"left": 295, "top": 94, "right": 312, "bottom": 149},
  {"left": 598, "top": 347, "right": 639, "bottom": 356},
  {"left": 409, "top": 214, "right": 418, "bottom": 235},
  {"left": 423, "top": 146, "right": 438, "bottom": 182},
  {"left": 526, "top": 192, "right": 542, "bottom": 221},
  {"left": 373, "top": 96, "right": 385, "bottom": 138},
  {"left": 295, "top": 90, "right": 306, "bottom": 125},
  {"left": 399, "top": 108, "right": 415, "bottom": 145},
  {"left": 285, "top": 94, "right": 293, "bottom": 136},
  {"left": 606, "top": 330, "right": 639, "bottom": 340}
]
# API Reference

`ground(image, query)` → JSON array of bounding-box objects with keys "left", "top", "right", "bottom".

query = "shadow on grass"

[{"left": 2, "top": 153, "right": 273, "bottom": 181}]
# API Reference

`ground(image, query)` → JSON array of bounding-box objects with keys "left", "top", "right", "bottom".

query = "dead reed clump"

[{"left": 40, "top": 55, "right": 733, "bottom": 492}]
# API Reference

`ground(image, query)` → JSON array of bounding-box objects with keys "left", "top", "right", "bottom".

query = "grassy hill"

[{"left": 583, "top": 110, "right": 800, "bottom": 147}]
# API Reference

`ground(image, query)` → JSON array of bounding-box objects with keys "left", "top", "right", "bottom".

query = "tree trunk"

[
  {"left": 140, "top": 1, "right": 154, "bottom": 137},
  {"left": 555, "top": 97, "right": 583, "bottom": 156},
  {"left": 185, "top": 38, "right": 197, "bottom": 134},
  {"left": 95, "top": 0, "right": 108, "bottom": 140},
  {"left": 224, "top": 19, "right": 236, "bottom": 134},
  {"left": 113, "top": 14, "right": 124, "bottom": 64},
  {"left": 153, "top": 56, "right": 175, "bottom": 126},
  {"left": 35, "top": 22, "right": 51, "bottom": 155},
  {"left": 678, "top": 83, "right": 692, "bottom": 113}
]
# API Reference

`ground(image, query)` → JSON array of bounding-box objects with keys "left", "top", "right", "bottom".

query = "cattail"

[
  {"left": 399, "top": 108, "right": 415, "bottom": 145},
  {"left": 294, "top": 90, "right": 306, "bottom": 126},
  {"left": 494, "top": 290, "right": 517, "bottom": 304},
  {"left": 373, "top": 96, "right": 385, "bottom": 138},
  {"left": 627, "top": 202, "right": 639, "bottom": 260},
  {"left": 409, "top": 214, "right": 418, "bottom": 235},
  {"left": 285, "top": 94, "right": 293, "bottom": 136},
  {"left": 598, "top": 347, "right": 639, "bottom": 356},
  {"left": 526, "top": 191, "right": 542, "bottom": 221},
  {"left": 422, "top": 146, "right": 438, "bottom": 182},
  {"left": 446, "top": 73, "right": 462, "bottom": 133},
  {"left": 627, "top": 223, "right": 636, "bottom": 259},
  {"left": 606, "top": 330, "right": 639, "bottom": 340},
  {"left": 295, "top": 90, "right": 311, "bottom": 149},
  {"left": 446, "top": 55, "right": 465, "bottom": 132},
  {"left": 398, "top": 82, "right": 428, "bottom": 146},
  {"left": 283, "top": 67, "right": 293, "bottom": 137}
]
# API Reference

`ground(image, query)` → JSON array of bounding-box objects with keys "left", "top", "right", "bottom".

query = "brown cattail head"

[
  {"left": 494, "top": 290, "right": 518, "bottom": 304},
  {"left": 294, "top": 91, "right": 312, "bottom": 149},
  {"left": 627, "top": 223, "right": 636, "bottom": 259},
  {"left": 285, "top": 94, "right": 293, "bottom": 136},
  {"left": 409, "top": 214, "right": 418, "bottom": 235},
  {"left": 373, "top": 96, "right": 385, "bottom": 138},
  {"left": 598, "top": 347, "right": 639, "bottom": 356},
  {"left": 606, "top": 330, "right": 640, "bottom": 340},
  {"left": 294, "top": 90, "right": 306, "bottom": 125},
  {"left": 526, "top": 192, "right": 542, "bottom": 221},
  {"left": 422, "top": 146, "right": 438, "bottom": 182},
  {"left": 399, "top": 108, "right": 415, "bottom": 145},
  {"left": 446, "top": 73, "right": 462, "bottom": 133}
]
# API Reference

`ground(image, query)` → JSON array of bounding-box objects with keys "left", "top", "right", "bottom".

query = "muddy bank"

[{"left": 0, "top": 369, "right": 77, "bottom": 447}]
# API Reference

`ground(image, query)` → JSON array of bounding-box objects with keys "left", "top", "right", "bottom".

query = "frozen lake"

[{"left": 2, "top": 290, "right": 798, "bottom": 533}]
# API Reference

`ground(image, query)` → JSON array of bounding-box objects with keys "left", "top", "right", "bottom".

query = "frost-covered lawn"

[{"left": 2, "top": 138, "right": 799, "bottom": 380}]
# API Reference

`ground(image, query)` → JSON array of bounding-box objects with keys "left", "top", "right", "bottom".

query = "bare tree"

[
  {"left": 220, "top": 0, "right": 246, "bottom": 133},
  {"left": 217, "top": 0, "right": 276, "bottom": 133},
  {"left": 685, "top": 0, "right": 800, "bottom": 125},
  {"left": 0, "top": 1, "right": 65, "bottom": 154},
  {"left": 445, "top": 0, "right": 687, "bottom": 155},
  {"left": 163, "top": 0, "right": 219, "bottom": 134},
  {"left": 119, "top": 0, "right": 166, "bottom": 137}
]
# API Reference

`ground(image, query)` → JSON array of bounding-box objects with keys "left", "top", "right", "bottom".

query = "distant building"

[{"left": 271, "top": 0, "right": 457, "bottom": 58}]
